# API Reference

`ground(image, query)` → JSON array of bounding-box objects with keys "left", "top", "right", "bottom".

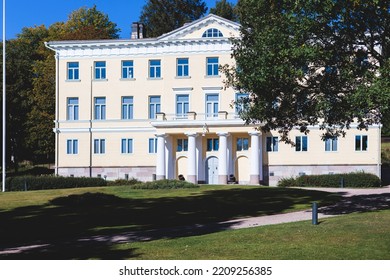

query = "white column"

[
  {"left": 249, "top": 131, "right": 261, "bottom": 185},
  {"left": 186, "top": 132, "right": 198, "bottom": 183},
  {"left": 156, "top": 133, "right": 166, "bottom": 180},
  {"left": 218, "top": 132, "right": 229, "bottom": 184}
]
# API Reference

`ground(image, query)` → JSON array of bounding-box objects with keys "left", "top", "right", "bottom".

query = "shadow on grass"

[{"left": 0, "top": 187, "right": 340, "bottom": 259}]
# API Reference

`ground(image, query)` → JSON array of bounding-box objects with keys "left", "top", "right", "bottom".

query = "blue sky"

[{"left": 1, "top": 0, "right": 238, "bottom": 39}]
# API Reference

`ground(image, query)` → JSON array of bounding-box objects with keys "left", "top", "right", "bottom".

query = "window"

[
  {"left": 235, "top": 93, "right": 249, "bottom": 116},
  {"left": 67, "top": 62, "right": 79, "bottom": 80},
  {"left": 202, "top": 28, "right": 223, "bottom": 38},
  {"left": 177, "top": 139, "right": 188, "bottom": 152},
  {"left": 94, "top": 97, "right": 106, "bottom": 120},
  {"left": 122, "top": 97, "right": 133, "bottom": 120},
  {"left": 325, "top": 137, "right": 338, "bottom": 152},
  {"left": 67, "top": 97, "right": 79, "bottom": 120},
  {"left": 94, "top": 61, "right": 106, "bottom": 80},
  {"left": 206, "top": 94, "right": 219, "bottom": 118},
  {"left": 94, "top": 139, "right": 105, "bottom": 154},
  {"left": 295, "top": 136, "right": 308, "bottom": 152},
  {"left": 355, "top": 135, "right": 368, "bottom": 151},
  {"left": 206, "top": 57, "right": 219, "bottom": 76},
  {"left": 149, "top": 96, "right": 161, "bottom": 119},
  {"left": 121, "top": 138, "right": 133, "bottom": 154},
  {"left": 237, "top": 138, "right": 249, "bottom": 151},
  {"left": 177, "top": 58, "right": 189, "bottom": 77},
  {"left": 122, "top": 60, "right": 134, "bottom": 79},
  {"left": 266, "top": 136, "right": 279, "bottom": 152},
  {"left": 207, "top": 138, "right": 219, "bottom": 151},
  {"left": 149, "top": 59, "right": 161, "bottom": 78},
  {"left": 148, "top": 138, "right": 157, "bottom": 153},
  {"left": 66, "top": 139, "right": 78, "bottom": 154},
  {"left": 176, "top": 95, "right": 189, "bottom": 118}
]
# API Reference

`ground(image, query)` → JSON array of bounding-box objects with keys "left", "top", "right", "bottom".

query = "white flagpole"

[{"left": 2, "top": 0, "right": 6, "bottom": 192}]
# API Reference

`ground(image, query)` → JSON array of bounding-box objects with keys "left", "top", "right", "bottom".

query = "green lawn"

[{"left": 1, "top": 185, "right": 388, "bottom": 259}]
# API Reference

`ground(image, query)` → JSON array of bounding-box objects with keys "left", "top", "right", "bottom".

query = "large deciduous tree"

[
  {"left": 140, "top": 0, "right": 207, "bottom": 37},
  {"left": 223, "top": 0, "right": 390, "bottom": 143},
  {"left": 209, "top": 0, "right": 238, "bottom": 22}
]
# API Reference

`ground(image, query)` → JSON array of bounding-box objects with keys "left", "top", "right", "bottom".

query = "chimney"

[{"left": 131, "top": 22, "right": 145, "bottom": 39}]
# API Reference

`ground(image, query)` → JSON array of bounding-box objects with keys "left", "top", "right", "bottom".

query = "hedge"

[
  {"left": 130, "top": 179, "right": 199, "bottom": 189},
  {"left": 1, "top": 176, "right": 107, "bottom": 191},
  {"left": 278, "top": 172, "right": 381, "bottom": 188}
]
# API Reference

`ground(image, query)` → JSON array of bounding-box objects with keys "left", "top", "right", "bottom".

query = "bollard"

[{"left": 312, "top": 202, "right": 318, "bottom": 225}]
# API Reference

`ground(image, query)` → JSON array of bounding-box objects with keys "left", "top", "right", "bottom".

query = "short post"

[{"left": 312, "top": 202, "right": 318, "bottom": 225}]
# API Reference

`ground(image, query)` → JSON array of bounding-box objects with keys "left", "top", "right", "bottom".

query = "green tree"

[
  {"left": 210, "top": 0, "right": 238, "bottom": 21},
  {"left": 223, "top": 0, "right": 390, "bottom": 143},
  {"left": 140, "top": 0, "right": 207, "bottom": 37}
]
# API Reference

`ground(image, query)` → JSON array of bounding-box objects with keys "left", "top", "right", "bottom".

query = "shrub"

[
  {"left": 277, "top": 172, "right": 381, "bottom": 188},
  {"left": 130, "top": 179, "right": 199, "bottom": 189},
  {"left": 2, "top": 176, "right": 107, "bottom": 191},
  {"left": 107, "top": 178, "right": 142, "bottom": 186}
]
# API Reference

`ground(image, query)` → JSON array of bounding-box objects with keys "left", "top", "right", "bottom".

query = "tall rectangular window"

[
  {"left": 355, "top": 135, "right": 368, "bottom": 151},
  {"left": 67, "top": 62, "right": 79, "bottom": 80},
  {"left": 94, "top": 61, "right": 106, "bottom": 80},
  {"left": 121, "top": 138, "right": 133, "bottom": 154},
  {"left": 122, "top": 96, "right": 134, "bottom": 120},
  {"left": 149, "top": 96, "right": 161, "bottom": 119},
  {"left": 295, "top": 136, "right": 308, "bottom": 152},
  {"left": 148, "top": 138, "right": 158, "bottom": 153},
  {"left": 94, "top": 139, "right": 105, "bottom": 154},
  {"left": 177, "top": 58, "right": 189, "bottom": 77},
  {"left": 325, "top": 137, "right": 338, "bottom": 152},
  {"left": 122, "top": 60, "right": 134, "bottom": 79},
  {"left": 206, "top": 138, "right": 219, "bottom": 151},
  {"left": 67, "top": 97, "right": 79, "bottom": 120},
  {"left": 94, "top": 97, "right": 106, "bottom": 120},
  {"left": 206, "top": 57, "right": 219, "bottom": 76},
  {"left": 206, "top": 94, "right": 219, "bottom": 118},
  {"left": 66, "top": 139, "right": 78, "bottom": 154},
  {"left": 237, "top": 138, "right": 249, "bottom": 151},
  {"left": 176, "top": 95, "right": 189, "bottom": 118},
  {"left": 149, "top": 59, "right": 161, "bottom": 78},
  {"left": 235, "top": 92, "right": 249, "bottom": 116},
  {"left": 177, "top": 139, "right": 188, "bottom": 152},
  {"left": 266, "top": 136, "right": 279, "bottom": 152}
]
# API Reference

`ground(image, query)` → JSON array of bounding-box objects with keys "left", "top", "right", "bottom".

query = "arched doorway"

[
  {"left": 235, "top": 156, "right": 250, "bottom": 184},
  {"left": 176, "top": 156, "right": 188, "bottom": 180},
  {"left": 206, "top": 156, "right": 218, "bottom": 184}
]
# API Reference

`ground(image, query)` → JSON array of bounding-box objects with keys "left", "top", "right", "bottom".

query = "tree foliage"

[
  {"left": 209, "top": 0, "right": 238, "bottom": 22},
  {"left": 223, "top": 0, "right": 390, "bottom": 143},
  {"left": 139, "top": 0, "right": 207, "bottom": 37}
]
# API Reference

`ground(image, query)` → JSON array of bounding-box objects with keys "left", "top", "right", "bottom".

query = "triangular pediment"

[{"left": 157, "top": 14, "right": 240, "bottom": 41}]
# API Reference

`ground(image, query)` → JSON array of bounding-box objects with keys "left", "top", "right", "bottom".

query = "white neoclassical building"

[{"left": 46, "top": 14, "right": 381, "bottom": 186}]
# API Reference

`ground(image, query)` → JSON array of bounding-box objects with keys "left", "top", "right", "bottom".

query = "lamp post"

[{"left": 2, "top": 0, "right": 6, "bottom": 192}]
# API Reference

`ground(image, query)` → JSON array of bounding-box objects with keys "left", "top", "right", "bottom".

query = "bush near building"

[{"left": 278, "top": 172, "right": 381, "bottom": 188}]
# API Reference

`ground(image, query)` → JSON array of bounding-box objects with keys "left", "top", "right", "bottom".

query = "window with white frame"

[
  {"left": 149, "top": 96, "right": 161, "bottom": 119},
  {"left": 148, "top": 138, "right": 157, "bottom": 153},
  {"left": 355, "top": 135, "right": 368, "bottom": 151},
  {"left": 325, "top": 137, "right": 338, "bottom": 152},
  {"left": 121, "top": 138, "right": 133, "bottom": 154},
  {"left": 177, "top": 139, "right": 188, "bottom": 152},
  {"left": 122, "top": 60, "right": 134, "bottom": 79},
  {"left": 94, "top": 139, "right": 105, "bottom": 154},
  {"left": 94, "top": 97, "right": 106, "bottom": 120},
  {"left": 94, "top": 61, "right": 106, "bottom": 80},
  {"left": 295, "top": 136, "right": 308, "bottom": 152},
  {"left": 149, "top": 59, "right": 161, "bottom": 78},
  {"left": 66, "top": 139, "right": 78, "bottom": 154},
  {"left": 266, "top": 136, "right": 279, "bottom": 152},
  {"left": 67, "top": 97, "right": 79, "bottom": 120},
  {"left": 206, "top": 57, "right": 219, "bottom": 76},
  {"left": 202, "top": 28, "right": 223, "bottom": 38},
  {"left": 206, "top": 94, "right": 219, "bottom": 118},
  {"left": 122, "top": 96, "right": 134, "bottom": 120},
  {"left": 236, "top": 138, "right": 249, "bottom": 151},
  {"left": 235, "top": 92, "right": 249, "bottom": 116},
  {"left": 176, "top": 95, "right": 189, "bottom": 118},
  {"left": 67, "top": 62, "right": 79, "bottom": 80},
  {"left": 177, "top": 58, "right": 189, "bottom": 77},
  {"left": 206, "top": 138, "right": 219, "bottom": 151}
]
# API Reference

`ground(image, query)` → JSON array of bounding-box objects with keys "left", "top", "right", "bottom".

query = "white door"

[{"left": 206, "top": 157, "right": 218, "bottom": 184}]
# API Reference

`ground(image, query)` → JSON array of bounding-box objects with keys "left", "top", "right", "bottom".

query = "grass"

[{"left": 0, "top": 184, "right": 343, "bottom": 259}]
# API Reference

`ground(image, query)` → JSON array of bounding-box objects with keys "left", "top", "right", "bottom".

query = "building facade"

[{"left": 46, "top": 14, "right": 381, "bottom": 186}]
